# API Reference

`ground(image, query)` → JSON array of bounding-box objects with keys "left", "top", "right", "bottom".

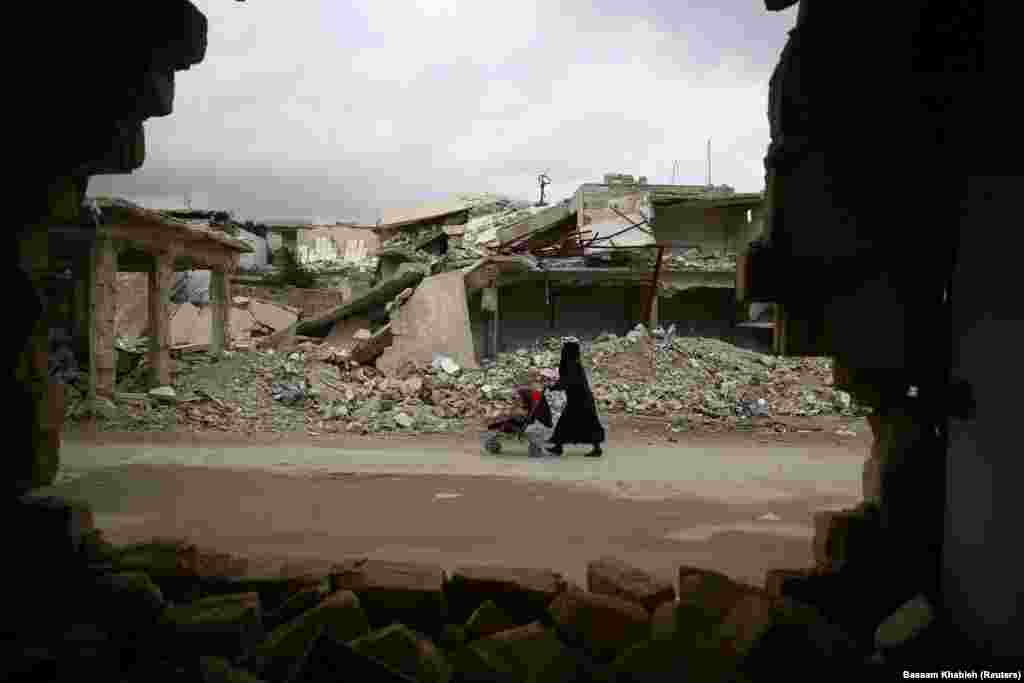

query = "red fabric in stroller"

[{"left": 486, "top": 386, "right": 553, "bottom": 435}]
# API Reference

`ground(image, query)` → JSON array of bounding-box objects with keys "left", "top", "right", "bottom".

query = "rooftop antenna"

[
  {"left": 706, "top": 139, "right": 712, "bottom": 188},
  {"left": 185, "top": 193, "right": 192, "bottom": 210},
  {"left": 536, "top": 172, "right": 551, "bottom": 207}
]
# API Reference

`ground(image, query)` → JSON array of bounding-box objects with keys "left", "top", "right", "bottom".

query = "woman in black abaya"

[{"left": 546, "top": 338, "right": 605, "bottom": 457}]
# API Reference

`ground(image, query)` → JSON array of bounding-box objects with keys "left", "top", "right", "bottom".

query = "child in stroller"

[{"left": 481, "top": 386, "right": 554, "bottom": 457}]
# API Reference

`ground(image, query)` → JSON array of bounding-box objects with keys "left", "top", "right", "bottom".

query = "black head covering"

[{"left": 558, "top": 340, "right": 584, "bottom": 385}]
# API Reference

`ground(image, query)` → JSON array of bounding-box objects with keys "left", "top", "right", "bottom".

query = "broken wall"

[
  {"left": 376, "top": 271, "right": 479, "bottom": 374},
  {"left": 653, "top": 205, "right": 761, "bottom": 254},
  {"left": 297, "top": 226, "right": 380, "bottom": 265},
  {"left": 231, "top": 284, "right": 348, "bottom": 320},
  {"left": 492, "top": 281, "right": 646, "bottom": 353}
]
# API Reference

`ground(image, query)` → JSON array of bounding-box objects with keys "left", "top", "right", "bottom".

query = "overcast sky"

[{"left": 89, "top": 0, "right": 797, "bottom": 224}]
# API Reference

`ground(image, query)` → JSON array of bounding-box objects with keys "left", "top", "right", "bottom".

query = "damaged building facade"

[
  {"left": 466, "top": 175, "right": 769, "bottom": 358},
  {"left": 301, "top": 179, "right": 769, "bottom": 371}
]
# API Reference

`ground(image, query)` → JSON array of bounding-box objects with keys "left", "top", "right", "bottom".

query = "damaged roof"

[
  {"left": 650, "top": 190, "right": 764, "bottom": 209},
  {"left": 94, "top": 197, "right": 253, "bottom": 252},
  {"left": 375, "top": 197, "right": 476, "bottom": 231}
]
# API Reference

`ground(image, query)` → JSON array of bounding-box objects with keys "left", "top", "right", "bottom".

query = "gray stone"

[
  {"left": 587, "top": 556, "right": 675, "bottom": 612},
  {"left": 265, "top": 586, "right": 324, "bottom": 631},
  {"left": 160, "top": 591, "right": 264, "bottom": 658},
  {"left": 246, "top": 590, "right": 369, "bottom": 682},
  {"left": 199, "top": 572, "right": 328, "bottom": 610},
  {"left": 548, "top": 588, "right": 649, "bottom": 660},
  {"left": 350, "top": 624, "right": 450, "bottom": 683},
  {"left": 330, "top": 559, "right": 446, "bottom": 634},
  {"left": 149, "top": 386, "right": 178, "bottom": 402},
  {"left": 437, "top": 624, "right": 467, "bottom": 652},
  {"left": 875, "top": 594, "right": 934, "bottom": 653},
  {"left": 446, "top": 565, "right": 567, "bottom": 624},
  {"left": 464, "top": 600, "right": 518, "bottom": 640},
  {"left": 293, "top": 632, "right": 416, "bottom": 683},
  {"left": 93, "top": 571, "right": 166, "bottom": 628},
  {"left": 200, "top": 656, "right": 267, "bottom": 683},
  {"left": 673, "top": 566, "right": 757, "bottom": 637},
  {"left": 451, "top": 621, "right": 582, "bottom": 683}
]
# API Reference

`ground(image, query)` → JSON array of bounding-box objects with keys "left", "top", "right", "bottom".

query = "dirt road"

[{"left": 48, "top": 429, "right": 866, "bottom": 588}]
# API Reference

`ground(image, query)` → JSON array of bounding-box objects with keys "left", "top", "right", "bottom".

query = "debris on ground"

[{"left": 66, "top": 321, "right": 870, "bottom": 435}]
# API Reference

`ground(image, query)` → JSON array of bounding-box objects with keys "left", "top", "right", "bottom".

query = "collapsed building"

[
  {"left": 13, "top": 0, "right": 1016, "bottom": 675},
  {"left": 292, "top": 176, "right": 770, "bottom": 373}
]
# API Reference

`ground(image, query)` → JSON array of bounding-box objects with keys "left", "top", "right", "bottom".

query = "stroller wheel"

[{"left": 482, "top": 431, "right": 502, "bottom": 454}]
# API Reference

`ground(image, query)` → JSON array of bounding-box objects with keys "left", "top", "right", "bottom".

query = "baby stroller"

[{"left": 481, "top": 386, "right": 554, "bottom": 457}]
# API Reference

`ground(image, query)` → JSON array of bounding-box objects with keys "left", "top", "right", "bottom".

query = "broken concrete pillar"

[
  {"left": 91, "top": 234, "right": 118, "bottom": 399},
  {"left": 148, "top": 250, "right": 175, "bottom": 386},
  {"left": 376, "top": 272, "right": 479, "bottom": 375},
  {"left": 210, "top": 269, "right": 231, "bottom": 357}
]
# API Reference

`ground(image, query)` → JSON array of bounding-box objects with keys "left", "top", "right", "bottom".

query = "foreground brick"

[
  {"left": 294, "top": 632, "right": 416, "bottom": 683},
  {"left": 200, "top": 574, "right": 326, "bottom": 615},
  {"left": 92, "top": 571, "right": 166, "bottom": 630},
  {"left": 264, "top": 586, "right": 325, "bottom": 631},
  {"left": 764, "top": 568, "right": 817, "bottom": 599},
  {"left": 349, "top": 624, "right": 450, "bottom": 683},
  {"left": 160, "top": 592, "right": 264, "bottom": 658},
  {"left": 611, "top": 638, "right": 737, "bottom": 683},
  {"left": 812, "top": 505, "right": 880, "bottom": 570},
  {"left": 200, "top": 656, "right": 267, "bottom": 683},
  {"left": 245, "top": 590, "right": 370, "bottom": 682},
  {"left": 672, "top": 567, "right": 758, "bottom": 638},
  {"left": 587, "top": 557, "right": 675, "bottom": 612},
  {"left": 464, "top": 600, "right": 518, "bottom": 640},
  {"left": 735, "top": 597, "right": 860, "bottom": 675},
  {"left": 331, "top": 559, "right": 446, "bottom": 633},
  {"left": 446, "top": 565, "right": 567, "bottom": 624},
  {"left": 109, "top": 539, "right": 202, "bottom": 602},
  {"left": 548, "top": 588, "right": 649, "bottom": 660},
  {"left": 15, "top": 494, "right": 94, "bottom": 560},
  {"left": 451, "top": 622, "right": 583, "bottom": 683},
  {"left": 438, "top": 624, "right": 468, "bottom": 652}
]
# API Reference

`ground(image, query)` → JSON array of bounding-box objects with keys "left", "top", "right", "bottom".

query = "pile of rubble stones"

[
  {"left": 65, "top": 323, "right": 866, "bottom": 436},
  {"left": 11, "top": 494, "right": 952, "bottom": 682},
  {"left": 293, "top": 325, "right": 864, "bottom": 436}
]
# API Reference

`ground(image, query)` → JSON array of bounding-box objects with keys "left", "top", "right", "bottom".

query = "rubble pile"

[
  {"left": 12, "top": 495, "right": 910, "bottom": 682},
  {"left": 65, "top": 322, "right": 864, "bottom": 435},
  {"left": 655, "top": 248, "right": 738, "bottom": 272},
  {"left": 299, "top": 255, "right": 379, "bottom": 276},
  {"left": 380, "top": 225, "right": 445, "bottom": 260}
]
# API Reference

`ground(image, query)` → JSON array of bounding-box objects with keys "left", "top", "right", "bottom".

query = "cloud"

[{"left": 89, "top": 0, "right": 796, "bottom": 222}]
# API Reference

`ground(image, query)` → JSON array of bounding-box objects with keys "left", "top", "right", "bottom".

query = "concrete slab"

[
  {"left": 230, "top": 308, "right": 257, "bottom": 343},
  {"left": 250, "top": 300, "right": 299, "bottom": 332},
  {"left": 170, "top": 302, "right": 202, "bottom": 347},
  {"left": 377, "top": 272, "right": 479, "bottom": 375}
]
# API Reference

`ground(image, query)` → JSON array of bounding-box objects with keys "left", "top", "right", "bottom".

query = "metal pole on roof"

[{"left": 707, "top": 139, "right": 712, "bottom": 187}]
